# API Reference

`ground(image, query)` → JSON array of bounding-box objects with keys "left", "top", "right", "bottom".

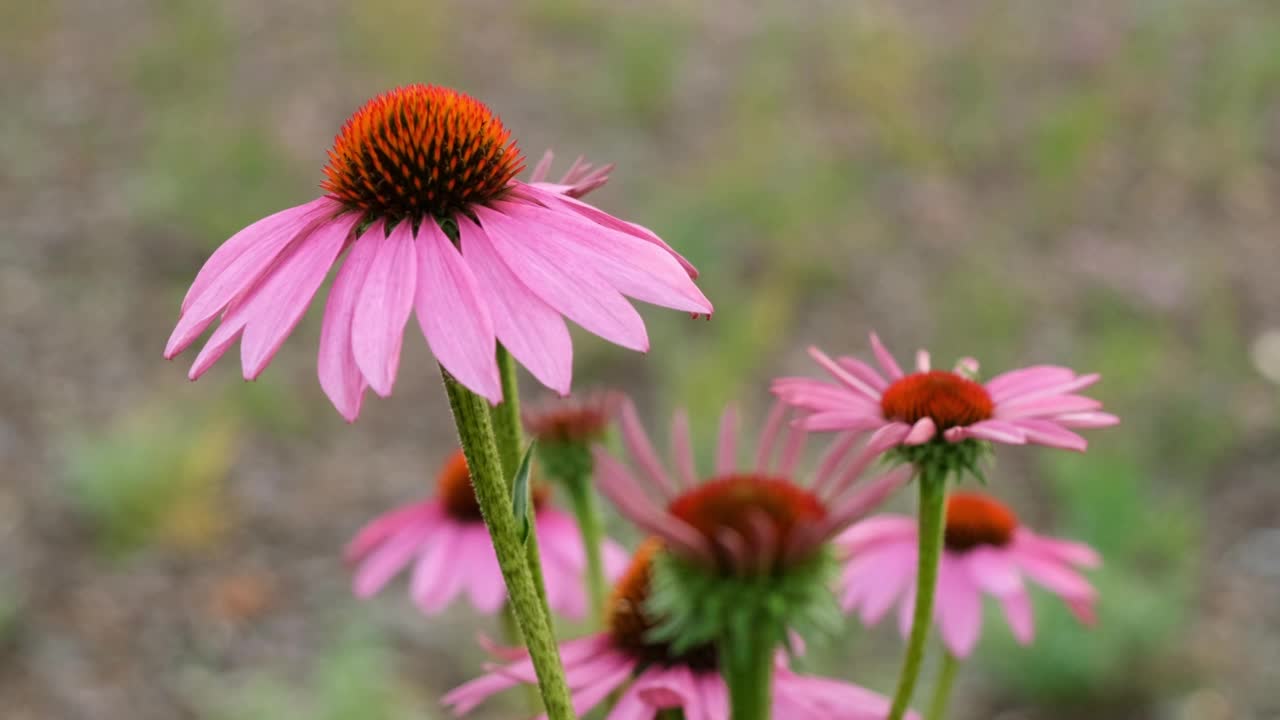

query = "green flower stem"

[
  {"left": 489, "top": 346, "right": 554, "bottom": 631},
  {"left": 656, "top": 710, "right": 687, "bottom": 720},
  {"left": 441, "top": 370, "right": 575, "bottom": 720},
  {"left": 926, "top": 651, "right": 961, "bottom": 720},
  {"left": 721, "top": 622, "right": 775, "bottom": 720},
  {"left": 562, "top": 471, "right": 609, "bottom": 627},
  {"left": 887, "top": 465, "right": 948, "bottom": 720}
]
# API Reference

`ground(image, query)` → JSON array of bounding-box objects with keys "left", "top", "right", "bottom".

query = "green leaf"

[{"left": 511, "top": 442, "right": 536, "bottom": 544}]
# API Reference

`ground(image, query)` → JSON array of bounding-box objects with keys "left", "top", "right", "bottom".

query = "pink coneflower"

[
  {"left": 523, "top": 390, "right": 623, "bottom": 446},
  {"left": 593, "top": 399, "right": 913, "bottom": 574},
  {"left": 838, "top": 492, "right": 1101, "bottom": 658},
  {"left": 165, "top": 84, "right": 711, "bottom": 420},
  {"left": 772, "top": 332, "right": 1118, "bottom": 456},
  {"left": 346, "top": 448, "right": 627, "bottom": 618},
  {"left": 443, "top": 539, "right": 914, "bottom": 720}
]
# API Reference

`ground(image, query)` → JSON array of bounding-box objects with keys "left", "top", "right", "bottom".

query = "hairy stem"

[
  {"left": 489, "top": 346, "right": 555, "bottom": 631},
  {"left": 887, "top": 466, "right": 948, "bottom": 720},
  {"left": 926, "top": 651, "right": 961, "bottom": 720},
  {"left": 442, "top": 370, "right": 575, "bottom": 720}
]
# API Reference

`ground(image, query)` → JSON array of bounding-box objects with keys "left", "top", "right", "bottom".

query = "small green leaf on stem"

[{"left": 511, "top": 441, "right": 537, "bottom": 544}]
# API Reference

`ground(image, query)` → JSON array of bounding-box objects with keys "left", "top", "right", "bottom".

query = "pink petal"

[
  {"left": 716, "top": 404, "right": 738, "bottom": 474},
  {"left": 345, "top": 501, "right": 436, "bottom": 563},
  {"left": 167, "top": 198, "right": 341, "bottom": 357},
  {"left": 954, "top": 419, "right": 1028, "bottom": 445},
  {"left": 352, "top": 523, "right": 432, "bottom": 598},
  {"left": 808, "top": 346, "right": 883, "bottom": 401},
  {"left": 464, "top": 527, "right": 509, "bottom": 614},
  {"left": 457, "top": 215, "right": 572, "bottom": 395},
  {"left": 963, "top": 547, "right": 1024, "bottom": 596},
  {"left": 1014, "top": 547, "right": 1097, "bottom": 601},
  {"left": 869, "top": 332, "right": 905, "bottom": 379},
  {"left": 836, "top": 355, "right": 889, "bottom": 392},
  {"left": 936, "top": 560, "right": 983, "bottom": 658},
  {"left": 1000, "top": 586, "right": 1035, "bottom": 644},
  {"left": 493, "top": 199, "right": 712, "bottom": 314},
  {"left": 474, "top": 204, "right": 648, "bottom": 352},
  {"left": 996, "top": 394, "right": 1103, "bottom": 419},
  {"left": 1007, "top": 418, "right": 1088, "bottom": 451},
  {"left": 514, "top": 182, "right": 700, "bottom": 279},
  {"left": 985, "top": 366, "right": 1077, "bottom": 401},
  {"left": 836, "top": 515, "right": 917, "bottom": 557},
  {"left": 409, "top": 519, "right": 462, "bottom": 612},
  {"left": 317, "top": 231, "right": 379, "bottom": 422},
  {"left": 915, "top": 349, "right": 931, "bottom": 372},
  {"left": 865, "top": 421, "right": 913, "bottom": 454},
  {"left": 236, "top": 214, "right": 357, "bottom": 379},
  {"left": 842, "top": 543, "right": 915, "bottom": 623},
  {"left": 670, "top": 408, "right": 697, "bottom": 488},
  {"left": 619, "top": 397, "right": 678, "bottom": 498},
  {"left": 995, "top": 372, "right": 1101, "bottom": 406},
  {"left": 351, "top": 222, "right": 418, "bottom": 397},
  {"left": 1016, "top": 529, "right": 1102, "bottom": 568},
  {"left": 1054, "top": 411, "right": 1121, "bottom": 429},
  {"left": 414, "top": 219, "right": 501, "bottom": 403},
  {"left": 902, "top": 417, "right": 937, "bottom": 445}
]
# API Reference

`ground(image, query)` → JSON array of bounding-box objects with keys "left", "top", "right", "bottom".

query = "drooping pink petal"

[
  {"left": 464, "top": 527, "right": 509, "bottom": 614},
  {"left": 345, "top": 500, "right": 436, "bottom": 563},
  {"left": 168, "top": 198, "right": 342, "bottom": 356},
  {"left": 351, "top": 221, "right": 418, "bottom": 397},
  {"left": 842, "top": 543, "right": 915, "bottom": 623},
  {"left": 935, "top": 560, "right": 983, "bottom": 658},
  {"left": 824, "top": 466, "right": 913, "bottom": 534},
  {"left": 963, "top": 547, "right": 1025, "bottom": 596},
  {"left": 236, "top": 213, "right": 358, "bottom": 379},
  {"left": 317, "top": 228, "right": 380, "bottom": 421},
  {"left": 456, "top": 215, "right": 573, "bottom": 394},
  {"left": 864, "top": 421, "right": 913, "bottom": 454},
  {"left": 836, "top": 515, "right": 916, "bottom": 557},
  {"left": 619, "top": 397, "right": 678, "bottom": 498},
  {"left": 952, "top": 419, "right": 1028, "bottom": 445},
  {"left": 493, "top": 199, "right": 711, "bottom": 315},
  {"left": 915, "top": 349, "right": 931, "bottom": 372},
  {"left": 999, "top": 586, "right": 1035, "bottom": 644},
  {"left": 474, "top": 204, "right": 649, "bottom": 352},
  {"left": 1016, "top": 529, "right": 1102, "bottom": 568},
  {"left": 414, "top": 218, "right": 501, "bottom": 403},
  {"left": 755, "top": 401, "right": 788, "bottom": 472},
  {"left": 514, "top": 181, "right": 700, "bottom": 278},
  {"left": 1008, "top": 418, "right": 1088, "bottom": 451},
  {"left": 352, "top": 523, "right": 432, "bottom": 598},
  {"left": 1054, "top": 411, "right": 1121, "bottom": 429},
  {"left": 409, "top": 520, "right": 462, "bottom": 612},
  {"left": 1014, "top": 547, "right": 1097, "bottom": 601}
]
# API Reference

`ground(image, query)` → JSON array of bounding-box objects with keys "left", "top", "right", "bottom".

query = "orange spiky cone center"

[
  {"left": 944, "top": 492, "right": 1019, "bottom": 551},
  {"left": 667, "top": 474, "right": 827, "bottom": 570},
  {"left": 881, "top": 370, "right": 995, "bottom": 430},
  {"left": 321, "top": 84, "right": 524, "bottom": 221},
  {"left": 436, "top": 449, "right": 547, "bottom": 522},
  {"left": 606, "top": 539, "right": 717, "bottom": 670}
]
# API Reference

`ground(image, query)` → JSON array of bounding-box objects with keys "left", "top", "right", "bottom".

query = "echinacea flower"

[
  {"left": 594, "top": 399, "right": 913, "bottom": 576},
  {"left": 772, "top": 332, "right": 1118, "bottom": 457},
  {"left": 165, "top": 84, "right": 712, "bottom": 420},
  {"left": 443, "top": 539, "right": 915, "bottom": 720},
  {"left": 523, "top": 390, "right": 623, "bottom": 446},
  {"left": 838, "top": 491, "right": 1101, "bottom": 658},
  {"left": 346, "top": 448, "right": 627, "bottom": 618}
]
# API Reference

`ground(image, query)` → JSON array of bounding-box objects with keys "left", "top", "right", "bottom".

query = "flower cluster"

[{"left": 165, "top": 84, "right": 1118, "bottom": 720}]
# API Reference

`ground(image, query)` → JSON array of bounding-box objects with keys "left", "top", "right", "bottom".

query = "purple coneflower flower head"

[
  {"left": 443, "top": 540, "right": 916, "bottom": 720},
  {"left": 165, "top": 85, "right": 712, "bottom": 420},
  {"left": 593, "top": 398, "right": 913, "bottom": 574},
  {"left": 838, "top": 492, "right": 1101, "bottom": 658},
  {"left": 773, "top": 332, "right": 1119, "bottom": 457},
  {"left": 345, "top": 448, "right": 627, "bottom": 618}
]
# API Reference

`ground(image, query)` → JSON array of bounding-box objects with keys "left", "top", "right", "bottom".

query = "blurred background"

[{"left": 3, "top": 0, "right": 1279, "bottom": 718}]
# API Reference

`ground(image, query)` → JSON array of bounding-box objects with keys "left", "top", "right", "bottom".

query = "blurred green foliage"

[
  {"left": 202, "top": 622, "right": 416, "bottom": 720},
  {"left": 65, "top": 410, "right": 237, "bottom": 557}
]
